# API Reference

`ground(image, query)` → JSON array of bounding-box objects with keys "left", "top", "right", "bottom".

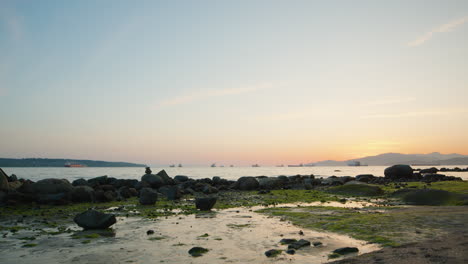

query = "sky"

[{"left": 1, "top": 0, "right": 468, "bottom": 166}]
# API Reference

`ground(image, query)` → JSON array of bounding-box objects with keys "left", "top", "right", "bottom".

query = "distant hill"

[
  {"left": 0, "top": 158, "right": 146, "bottom": 167},
  {"left": 308, "top": 152, "right": 468, "bottom": 166}
]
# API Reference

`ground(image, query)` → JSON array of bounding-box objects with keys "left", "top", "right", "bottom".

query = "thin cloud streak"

[
  {"left": 368, "top": 97, "right": 416, "bottom": 105},
  {"left": 408, "top": 16, "right": 468, "bottom": 47},
  {"left": 360, "top": 108, "right": 468, "bottom": 119},
  {"left": 155, "top": 83, "right": 272, "bottom": 108}
]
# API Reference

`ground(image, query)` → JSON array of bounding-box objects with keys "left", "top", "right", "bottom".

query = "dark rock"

[
  {"left": 73, "top": 209, "right": 116, "bottom": 229},
  {"left": 420, "top": 167, "right": 438, "bottom": 174},
  {"left": 8, "top": 174, "right": 18, "bottom": 182},
  {"left": 288, "top": 239, "right": 311, "bottom": 250},
  {"left": 0, "top": 168, "right": 9, "bottom": 191},
  {"left": 99, "top": 185, "right": 116, "bottom": 192},
  {"left": 135, "top": 180, "right": 151, "bottom": 190},
  {"left": 0, "top": 190, "right": 6, "bottom": 203},
  {"left": 87, "top": 175, "right": 109, "bottom": 186},
  {"left": 384, "top": 165, "right": 413, "bottom": 180},
  {"left": 212, "top": 176, "right": 221, "bottom": 184},
  {"left": 422, "top": 173, "right": 446, "bottom": 182},
  {"left": 37, "top": 192, "right": 70, "bottom": 204},
  {"left": 265, "top": 249, "right": 282, "bottom": 257},
  {"left": 147, "top": 230, "right": 154, "bottom": 235},
  {"left": 279, "top": 238, "right": 297, "bottom": 244},
  {"left": 17, "top": 180, "right": 34, "bottom": 194},
  {"left": 141, "top": 174, "right": 164, "bottom": 188},
  {"left": 195, "top": 197, "right": 217, "bottom": 211},
  {"left": 158, "top": 185, "right": 181, "bottom": 200},
  {"left": 258, "top": 177, "right": 282, "bottom": 190},
  {"left": 72, "top": 178, "right": 89, "bottom": 187},
  {"left": 333, "top": 247, "right": 359, "bottom": 255},
  {"left": 128, "top": 188, "right": 138, "bottom": 196},
  {"left": 71, "top": 186, "right": 95, "bottom": 203},
  {"left": 117, "top": 186, "right": 132, "bottom": 199},
  {"left": 31, "top": 178, "right": 73, "bottom": 194},
  {"left": 321, "top": 176, "right": 346, "bottom": 186},
  {"left": 174, "top": 175, "right": 189, "bottom": 183},
  {"left": 8, "top": 181, "right": 22, "bottom": 191},
  {"left": 145, "top": 167, "right": 152, "bottom": 174},
  {"left": 5, "top": 191, "right": 34, "bottom": 203},
  {"left": 313, "top": 241, "right": 323, "bottom": 247},
  {"left": 113, "top": 179, "right": 138, "bottom": 189},
  {"left": 188, "top": 247, "right": 209, "bottom": 257},
  {"left": 355, "top": 174, "right": 375, "bottom": 183},
  {"left": 286, "top": 249, "right": 295, "bottom": 255},
  {"left": 202, "top": 184, "right": 218, "bottom": 194},
  {"left": 103, "top": 191, "right": 116, "bottom": 202},
  {"left": 139, "top": 188, "right": 158, "bottom": 205},
  {"left": 236, "top": 176, "right": 259, "bottom": 190}
]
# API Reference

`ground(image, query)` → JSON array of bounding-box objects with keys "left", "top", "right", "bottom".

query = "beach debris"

[
  {"left": 139, "top": 187, "right": 158, "bottom": 205},
  {"left": 195, "top": 197, "right": 217, "bottom": 211},
  {"left": 188, "top": 246, "right": 209, "bottom": 257},
  {"left": 74, "top": 209, "right": 116, "bottom": 230},
  {"left": 333, "top": 247, "right": 359, "bottom": 255}
]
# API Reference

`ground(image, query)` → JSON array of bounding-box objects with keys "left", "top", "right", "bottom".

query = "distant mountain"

[
  {"left": 307, "top": 152, "right": 468, "bottom": 166},
  {"left": 0, "top": 158, "right": 146, "bottom": 167}
]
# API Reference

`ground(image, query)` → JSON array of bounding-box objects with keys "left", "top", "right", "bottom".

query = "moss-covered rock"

[
  {"left": 327, "top": 184, "right": 384, "bottom": 196},
  {"left": 402, "top": 189, "right": 467, "bottom": 206}
]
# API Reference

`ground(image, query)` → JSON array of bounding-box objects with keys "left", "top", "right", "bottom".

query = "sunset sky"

[{"left": 1, "top": 0, "right": 467, "bottom": 166}]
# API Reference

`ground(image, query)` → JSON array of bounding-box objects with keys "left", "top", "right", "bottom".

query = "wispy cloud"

[
  {"left": 408, "top": 16, "right": 468, "bottom": 47},
  {"left": 367, "top": 97, "right": 416, "bottom": 105},
  {"left": 155, "top": 83, "right": 272, "bottom": 108},
  {"left": 360, "top": 108, "right": 468, "bottom": 119}
]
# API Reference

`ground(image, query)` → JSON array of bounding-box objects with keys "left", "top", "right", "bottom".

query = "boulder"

[
  {"left": 258, "top": 177, "right": 282, "bottom": 190},
  {"left": 158, "top": 185, "right": 181, "bottom": 200},
  {"left": 17, "top": 180, "right": 34, "bottom": 194},
  {"left": 355, "top": 174, "right": 375, "bottom": 183},
  {"left": 0, "top": 191, "right": 7, "bottom": 203},
  {"left": 420, "top": 167, "right": 438, "bottom": 174},
  {"left": 31, "top": 178, "right": 73, "bottom": 194},
  {"left": 71, "top": 186, "right": 95, "bottom": 203},
  {"left": 8, "top": 174, "right": 18, "bottom": 182},
  {"left": 141, "top": 170, "right": 173, "bottom": 188},
  {"left": 195, "top": 197, "right": 217, "bottom": 211},
  {"left": 87, "top": 175, "right": 109, "bottom": 186},
  {"left": 139, "top": 187, "right": 158, "bottom": 205},
  {"left": 72, "top": 178, "right": 89, "bottom": 187},
  {"left": 384, "top": 165, "right": 414, "bottom": 180},
  {"left": 0, "top": 168, "right": 9, "bottom": 191},
  {"left": 73, "top": 209, "right": 116, "bottom": 229},
  {"left": 236, "top": 176, "right": 259, "bottom": 190},
  {"left": 117, "top": 186, "right": 132, "bottom": 199},
  {"left": 174, "top": 175, "right": 189, "bottom": 183},
  {"left": 202, "top": 184, "right": 218, "bottom": 194},
  {"left": 8, "top": 180, "right": 22, "bottom": 191},
  {"left": 402, "top": 189, "right": 465, "bottom": 205},
  {"left": 265, "top": 249, "right": 282, "bottom": 257},
  {"left": 422, "top": 173, "right": 446, "bottom": 182}
]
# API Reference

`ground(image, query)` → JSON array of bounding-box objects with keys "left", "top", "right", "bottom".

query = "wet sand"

[{"left": 1, "top": 204, "right": 379, "bottom": 264}]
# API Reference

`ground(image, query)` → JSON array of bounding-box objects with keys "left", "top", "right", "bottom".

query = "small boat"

[
  {"left": 169, "top": 164, "right": 175, "bottom": 167},
  {"left": 276, "top": 164, "right": 284, "bottom": 167},
  {"left": 230, "top": 165, "right": 234, "bottom": 167},
  {"left": 252, "top": 164, "right": 260, "bottom": 167},
  {"left": 64, "top": 162, "right": 86, "bottom": 168},
  {"left": 288, "top": 163, "right": 304, "bottom": 167},
  {"left": 178, "top": 164, "right": 182, "bottom": 167},
  {"left": 211, "top": 163, "right": 216, "bottom": 167}
]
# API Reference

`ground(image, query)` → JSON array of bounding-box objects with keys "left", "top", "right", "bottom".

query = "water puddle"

[{"left": 0, "top": 203, "right": 381, "bottom": 264}]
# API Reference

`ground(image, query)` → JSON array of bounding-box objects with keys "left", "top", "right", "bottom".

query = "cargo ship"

[{"left": 64, "top": 162, "right": 86, "bottom": 167}]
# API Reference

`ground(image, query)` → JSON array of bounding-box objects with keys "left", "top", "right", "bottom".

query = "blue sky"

[{"left": 1, "top": 0, "right": 468, "bottom": 165}]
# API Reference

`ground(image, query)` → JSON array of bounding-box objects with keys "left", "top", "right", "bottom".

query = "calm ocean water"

[{"left": 2, "top": 165, "right": 468, "bottom": 182}]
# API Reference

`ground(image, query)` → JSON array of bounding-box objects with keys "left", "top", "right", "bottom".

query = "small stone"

[
  {"left": 146, "top": 230, "right": 154, "bottom": 235},
  {"left": 279, "top": 238, "right": 297, "bottom": 245},
  {"left": 333, "top": 247, "right": 359, "bottom": 255},
  {"left": 298, "top": 230, "right": 304, "bottom": 235},
  {"left": 313, "top": 241, "right": 323, "bottom": 247},
  {"left": 286, "top": 249, "right": 295, "bottom": 255},
  {"left": 288, "top": 239, "right": 311, "bottom": 250},
  {"left": 265, "top": 249, "right": 282, "bottom": 257},
  {"left": 188, "top": 247, "right": 209, "bottom": 257}
]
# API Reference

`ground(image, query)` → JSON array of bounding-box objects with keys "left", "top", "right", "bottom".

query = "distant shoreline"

[{"left": 0, "top": 158, "right": 146, "bottom": 168}]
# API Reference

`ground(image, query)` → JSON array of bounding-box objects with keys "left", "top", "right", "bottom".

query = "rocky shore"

[
  {"left": 0, "top": 165, "right": 464, "bottom": 207},
  {"left": 1, "top": 165, "right": 467, "bottom": 263}
]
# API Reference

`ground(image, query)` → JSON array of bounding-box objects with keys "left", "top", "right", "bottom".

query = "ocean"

[{"left": 2, "top": 165, "right": 468, "bottom": 182}]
